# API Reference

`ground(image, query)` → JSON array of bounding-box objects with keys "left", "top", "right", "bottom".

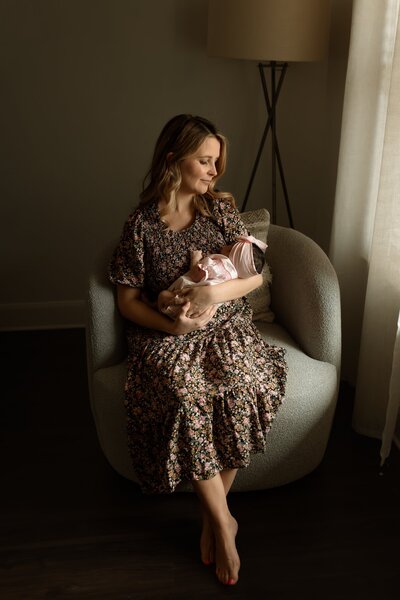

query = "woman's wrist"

[{"left": 201, "top": 285, "right": 215, "bottom": 305}]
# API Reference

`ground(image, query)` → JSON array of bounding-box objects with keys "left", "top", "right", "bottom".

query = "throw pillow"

[{"left": 240, "top": 208, "right": 275, "bottom": 322}]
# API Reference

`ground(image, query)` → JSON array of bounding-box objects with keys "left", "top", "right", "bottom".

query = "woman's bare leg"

[
  {"left": 193, "top": 471, "right": 240, "bottom": 585},
  {"left": 200, "top": 468, "right": 238, "bottom": 565},
  {"left": 220, "top": 468, "right": 238, "bottom": 494}
]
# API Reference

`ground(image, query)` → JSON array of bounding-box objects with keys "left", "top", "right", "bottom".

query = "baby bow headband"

[{"left": 229, "top": 235, "right": 267, "bottom": 279}]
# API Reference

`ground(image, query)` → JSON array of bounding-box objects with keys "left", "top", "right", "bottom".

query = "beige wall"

[{"left": 0, "top": 0, "right": 352, "bottom": 329}]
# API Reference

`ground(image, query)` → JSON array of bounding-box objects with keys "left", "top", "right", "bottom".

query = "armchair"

[{"left": 86, "top": 210, "right": 341, "bottom": 491}]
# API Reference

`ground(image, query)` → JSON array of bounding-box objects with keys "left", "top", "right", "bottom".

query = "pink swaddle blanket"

[
  {"left": 162, "top": 235, "right": 267, "bottom": 318},
  {"left": 193, "top": 253, "right": 238, "bottom": 283},
  {"left": 194, "top": 235, "right": 267, "bottom": 282},
  {"left": 170, "top": 234, "right": 267, "bottom": 291}
]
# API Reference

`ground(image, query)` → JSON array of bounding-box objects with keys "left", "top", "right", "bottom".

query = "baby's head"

[
  {"left": 252, "top": 244, "right": 265, "bottom": 274},
  {"left": 227, "top": 236, "right": 267, "bottom": 278}
]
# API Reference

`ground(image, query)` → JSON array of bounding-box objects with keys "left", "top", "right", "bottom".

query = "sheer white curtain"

[{"left": 330, "top": 0, "right": 400, "bottom": 463}]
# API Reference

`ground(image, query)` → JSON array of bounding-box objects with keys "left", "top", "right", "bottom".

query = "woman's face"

[{"left": 178, "top": 136, "right": 220, "bottom": 198}]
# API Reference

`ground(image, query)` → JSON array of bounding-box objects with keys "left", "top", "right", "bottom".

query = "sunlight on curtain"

[{"left": 330, "top": 0, "right": 400, "bottom": 459}]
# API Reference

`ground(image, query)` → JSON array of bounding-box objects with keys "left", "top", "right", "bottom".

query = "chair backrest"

[{"left": 267, "top": 224, "right": 341, "bottom": 369}]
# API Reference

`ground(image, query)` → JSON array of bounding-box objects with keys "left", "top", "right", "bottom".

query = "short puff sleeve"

[{"left": 108, "top": 210, "right": 145, "bottom": 288}]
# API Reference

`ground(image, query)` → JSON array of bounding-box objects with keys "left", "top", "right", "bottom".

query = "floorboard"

[{"left": 0, "top": 329, "right": 399, "bottom": 599}]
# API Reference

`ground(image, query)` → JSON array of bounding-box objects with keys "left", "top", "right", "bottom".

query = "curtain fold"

[
  {"left": 330, "top": 0, "right": 400, "bottom": 459},
  {"left": 380, "top": 310, "right": 400, "bottom": 466}
]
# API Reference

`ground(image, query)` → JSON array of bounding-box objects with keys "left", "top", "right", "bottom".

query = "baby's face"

[{"left": 220, "top": 244, "right": 234, "bottom": 257}]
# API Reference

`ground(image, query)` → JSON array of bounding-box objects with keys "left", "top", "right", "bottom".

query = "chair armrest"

[
  {"left": 86, "top": 243, "right": 127, "bottom": 375},
  {"left": 266, "top": 224, "right": 341, "bottom": 369}
]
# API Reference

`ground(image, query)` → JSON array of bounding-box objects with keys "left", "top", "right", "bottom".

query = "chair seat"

[{"left": 92, "top": 321, "right": 337, "bottom": 491}]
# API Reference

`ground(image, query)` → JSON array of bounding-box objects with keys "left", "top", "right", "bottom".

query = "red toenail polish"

[{"left": 227, "top": 579, "right": 236, "bottom": 585}]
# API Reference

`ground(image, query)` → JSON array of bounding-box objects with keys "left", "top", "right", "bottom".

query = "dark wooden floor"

[{"left": 0, "top": 329, "right": 399, "bottom": 600}]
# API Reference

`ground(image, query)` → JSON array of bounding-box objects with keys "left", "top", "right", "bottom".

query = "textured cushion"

[
  {"left": 92, "top": 320, "right": 337, "bottom": 490},
  {"left": 235, "top": 321, "right": 338, "bottom": 490},
  {"left": 93, "top": 363, "right": 133, "bottom": 478},
  {"left": 240, "top": 208, "right": 274, "bottom": 322}
]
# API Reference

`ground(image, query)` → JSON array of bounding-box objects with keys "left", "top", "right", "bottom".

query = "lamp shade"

[{"left": 207, "top": 0, "right": 331, "bottom": 62}]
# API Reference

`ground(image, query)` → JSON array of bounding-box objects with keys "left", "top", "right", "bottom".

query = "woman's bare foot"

[
  {"left": 214, "top": 515, "right": 240, "bottom": 585},
  {"left": 192, "top": 471, "right": 240, "bottom": 583},
  {"left": 200, "top": 513, "right": 215, "bottom": 565}
]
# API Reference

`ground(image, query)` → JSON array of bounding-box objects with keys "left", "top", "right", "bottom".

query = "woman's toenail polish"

[{"left": 227, "top": 579, "right": 236, "bottom": 585}]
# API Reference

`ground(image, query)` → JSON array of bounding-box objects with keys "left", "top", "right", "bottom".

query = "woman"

[{"left": 109, "top": 114, "right": 287, "bottom": 586}]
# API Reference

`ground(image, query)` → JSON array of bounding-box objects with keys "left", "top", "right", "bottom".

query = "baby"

[{"left": 160, "top": 235, "right": 267, "bottom": 319}]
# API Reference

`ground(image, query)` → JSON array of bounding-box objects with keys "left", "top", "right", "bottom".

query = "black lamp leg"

[
  {"left": 241, "top": 62, "right": 295, "bottom": 229},
  {"left": 271, "top": 62, "right": 278, "bottom": 224}
]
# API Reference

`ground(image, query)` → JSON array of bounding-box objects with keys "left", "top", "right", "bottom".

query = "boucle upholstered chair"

[{"left": 86, "top": 209, "right": 341, "bottom": 491}]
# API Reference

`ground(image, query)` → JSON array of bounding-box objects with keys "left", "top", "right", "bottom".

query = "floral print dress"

[{"left": 109, "top": 198, "right": 287, "bottom": 494}]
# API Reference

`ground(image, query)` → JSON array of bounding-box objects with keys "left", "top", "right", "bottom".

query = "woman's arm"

[
  {"left": 178, "top": 274, "right": 263, "bottom": 317},
  {"left": 209, "top": 273, "right": 263, "bottom": 303},
  {"left": 116, "top": 285, "right": 217, "bottom": 335}
]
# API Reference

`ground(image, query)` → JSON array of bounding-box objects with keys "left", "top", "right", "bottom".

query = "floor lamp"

[{"left": 207, "top": 0, "right": 331, "bottom": 226}]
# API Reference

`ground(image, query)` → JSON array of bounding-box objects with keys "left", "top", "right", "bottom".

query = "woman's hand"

[
  {"left": 157, "top": 289, "right": 185, "bottom": 314},
  {"left": 170, "top": 301, "right": 217, "bottom": 335},
  {"left": 175, "top": 286, "right": 214, "bottom": 318},
  {"left": 117, "top": 285, "right": 215, "bottom": 336}
]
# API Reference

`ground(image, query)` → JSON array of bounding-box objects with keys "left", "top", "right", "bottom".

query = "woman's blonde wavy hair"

[{"left": 139, "top": 114, "right": 235, "bottom": 215}]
